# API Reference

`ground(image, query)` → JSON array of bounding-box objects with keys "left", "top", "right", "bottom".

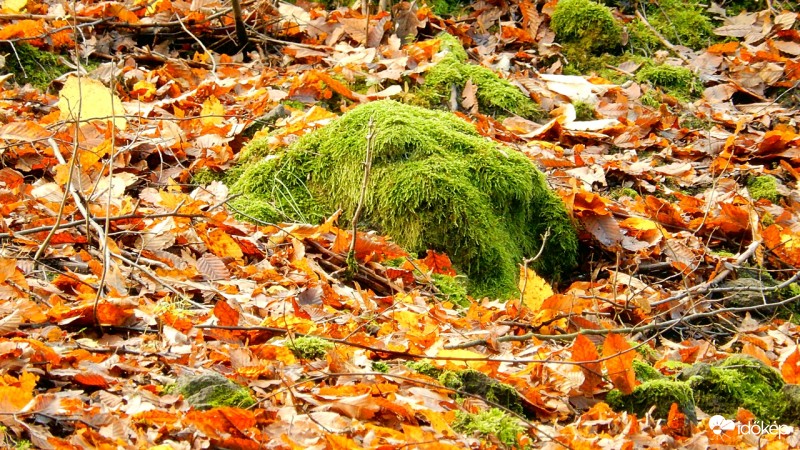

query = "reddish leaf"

[
  {"left": 572, "top": 334, "right": 603, "bottom": 394},
  {"left": 602, "top": 333, "right": 638, "bottom": 395}
]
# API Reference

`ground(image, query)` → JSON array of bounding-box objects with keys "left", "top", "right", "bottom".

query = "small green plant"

[
  {"left": 286, "top": 336, "right": 334, "bottom": 360},
  {"left": 431, "top": 273, "right": 470, "bottom": 308},
  {"left": 371, "top": 361, "right": 389, "bottom": 373},
  {"left": 453, "top": 408, "right": 526, "bottom": 448}
]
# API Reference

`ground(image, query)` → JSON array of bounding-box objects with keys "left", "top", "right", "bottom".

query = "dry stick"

[
  {"left": 346, "top": 116, "right": 376, "bottom": 279},
  {"left": 634, "top": 10, "right": 690, "bottom": 63}
]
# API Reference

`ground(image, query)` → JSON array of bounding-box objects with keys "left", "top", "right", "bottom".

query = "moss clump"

[
  {"left": 441, "top": 369, "right": 524, "bottom": 415},
  {"left": 551, "top": 0, "right": 621, "bottom": 70},
  {"left": 416, "top": 34, "right": 543, "bottom": 120},
  {"left": 685, "top": 355, "right": 786, "bottom": 422},
  {"left": 747, "top": 175, "right": 781, "bottom": 204},
  {"left": 781, "top": 384, "right": 800, "bottom": 425},
  {"left": 407, "top": 360, "right": 444, "bottom": 379},
  {"left": 372, "top": 361, "right": 389, "bottom": 373},
  {"left": 173, "top": 372, "right": 256, "bottom": 410},
  {"left": 453, "top": 408, "right": 525, "bottom": 448},
  {"left": 609, "top": 187, "right": 639, "bottom": 200},
  {"left": 625, "top": 0, "right": 714, "bottom": 52},
  {"left": 230, "top": 100, "right": 578, "bottom": 298},
  {"left": 636, "top": 64, "right": 701, "bottom": 101},
  {"left": 286, "top": 336, "right": 334, "bottom": 360},
  {"left": 2, "top": 43, "right": 71, "bottom": 91},
  {"left": 633, "top": 359, "right": 664, "bottom": 382},
  {"left": 431, "top": 273, "right": 470, "bottom": 308},
  {"left": 606, "top": 379, "right": 696, "bottom": 422},
  {"left": 573, "top": 101, "right": 596, "bottom": 121}
]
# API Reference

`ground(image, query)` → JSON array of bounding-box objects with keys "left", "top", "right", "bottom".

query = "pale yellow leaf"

[
  {"left": 58, "top": 76, "right": 127, "bottom": 130},
  {"left": 519, "top": 266, "right": 554, "bottom": 311},
  {"left": 2, "top": 0, "right": 27, "bottom": 13}
]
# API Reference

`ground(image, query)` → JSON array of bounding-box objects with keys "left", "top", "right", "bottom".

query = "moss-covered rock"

[
  {"left": 633, "top": 359, "right": 664, "bottom": 382},
  {"left": 748, "top": 175, "right": 781, "bottom": 204},
  {"left": 683, "top": 355, "right": 786, "bottom": 422},
  {"left": 2, "top": 43, "right": 71, "bottom": 91},
  {"left": 286, "top": 336, "right": 334, "bottom": 360},
  {"left": 406, "top": 360, "right": 444, "bottom": 379},
  {"left": 230, "top": 100, "right": 578, "bottom": 298},
  {"left": 636, "top": 64, "right": 701, "bottom": 102},
  {"left": 551, "top": 0, "right": 621, "bottom": 71},
  {"left": 453, "top": 408, "right": 525, "bottom": 448},
  {"left": 440, "top": 369, "right": 524, "bottom": 415},
  {"left": 173, "top": 372, "right": 256, "bottom": 410},
  {"left": 781, "top": 384, "right": 800, "bottom": 425},
  {"left": 606, "top": 379, "right": 696, "bottom": 422},
  {"left": 416, "top": 34, "right": 543, "bottom": 120}
]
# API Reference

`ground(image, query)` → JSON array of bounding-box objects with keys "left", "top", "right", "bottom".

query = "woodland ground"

[{"left": 1, "top": 0, "right": 800, "bottom": 448}]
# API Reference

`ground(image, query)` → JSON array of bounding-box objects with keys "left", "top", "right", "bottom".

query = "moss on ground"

[
  {"left": 416, "top": 34, "right": 543, "bottom": 120},
  {"left": 633, "top": 359, "right": 664, "bottom": 382},
  {"left": 2, "top": 43, "right": 71, "bottom": 91},
  {"left": 230, "top": 100, "right": 578, "bottom": 298},
  {"left": 626, "top": 0, "right": 715, "bottom": 52},
  {"left": 173, "top": 372, "right": 256, "bottom": 410},
  {"left": 406, "top": 360, "right": 444, "bottom": 379},
  {"left": 452, "top": 408, "right": 526, "bottom": 448},
  {"left": 683, "top": 355, "right": 787, "bottom": 422},
  {"left": 551, "top": 0, "right": 621, "bottom": 71},
  {"left": 636, "top": 64, "right": 701, "bottom": 102},
  {"left": 607, "top": 378, "right": 696, "bottom": 422},
  {"left": 431, "top": 273, "right": 470, "bottom": 308},
  {"left": 747, "top": 175, "right": 781, "bottom": 204},
  {"left": 440, "top": 369, "right": 524, "bottom": 415},
  {"left": 286, "top": 336, "right": 334, "bottom": 360}
]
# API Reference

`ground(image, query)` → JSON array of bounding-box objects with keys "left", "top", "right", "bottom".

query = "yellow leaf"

[
  {"left": 201, "top": 96, "right": 225, "bottom": 127},
  {"left": 2, "top": 0, "right": 27, "bottom": 13},
  {"left": 519, "top": 266, "right": 554, "bottom": 311},
  {"left": 436, "top": 349, "right": 485, "bottom": 370},
  {"left": 57, "top": 76, "right": 127, "bottom": 130}
]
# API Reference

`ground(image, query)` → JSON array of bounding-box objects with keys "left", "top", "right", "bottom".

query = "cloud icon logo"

[{"left": 709, "top": 415, "right": 736, "bottom": 435}]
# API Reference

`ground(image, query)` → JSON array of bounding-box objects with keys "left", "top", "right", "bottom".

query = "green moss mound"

[
  {"left": 748, "top": 175, "right": 781, "bottom": 204},
  {"left": 286, "top": 336, "right": 334, "bottom": 360},
  {"left": 440, "top": 369, "right": 524, "bottom": 415},
  {"left": 231, "top": 100, "right": 578, "bottom": 298},
  {"left": 633, "top": 0, "right": 714, "bottom": 51},
  {"left": 551, "top": 0, "right": 621, "bottom": 67},
  {"left": 606, "top": 379, "right": 696, "bottom": 422},
  {"left": 682, "top": 355, "right": 787, "bottom": 422},
  {"left": 636, "top": 64, "right": 701, "bottom": 101},
  {"left": 173, "top": 372, "right": 257, "bottom": 410},
  {"left": 416, "top": 34, "right": 543, "bottom": 120},
  {"left": 453, "top": 408, "right": 525, "bottom": 448},
  {"left": 633, "top": 359, "right": 664, "bottom": 382},
  {"left": 2, "top": 43, "right": 71, "bottom": 92}
]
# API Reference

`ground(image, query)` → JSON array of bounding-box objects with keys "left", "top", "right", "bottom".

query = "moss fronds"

[
  {"left": 551, "top": 0, "right": 621, "bottom": 53},
  {"left": 286, "top": 336, "right": 334, "bottom": 360},
  {"left": 3, "top": 43, "right": 71, "bottom": 91},
  {"left": 173, "top": 372, "right": 257, "bottom": 410},
  {"left": 453, "top": 408, "right": 526, "bottom": 448},
  {"left": 417, "top": 35, "right": 543, "bottom": 120},
  {"left": 636, "top": 64, "right": 702, "bottom": 101},
  {"left": 231, "top": 100, "right": 578, "bottom": 298},
  {"left": 747, "top": 175, "right": 781, "bottom": 204},
  {"left": 606, "top": 379, "right": 696, "bottom": 422}
]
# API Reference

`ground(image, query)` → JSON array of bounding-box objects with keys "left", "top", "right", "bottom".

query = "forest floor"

[{"left": 1, "top": 0, "right": 800, "bottom": 448}]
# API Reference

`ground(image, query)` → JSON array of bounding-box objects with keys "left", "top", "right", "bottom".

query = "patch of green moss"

[
  {"left": 551, "top": 0, "right": 621, "bottom": 71},
  {"left": 192, "top": 167, "right": 226, "bottom": 185},
  {"left": 747, "top": 175, "right": 781, "bottom": 204},
  {"left": 173, "top": 372, "right": 257, "bottom": 410},
  {"left": 372, "top": 361, "right": 389, "bottom": 373},
  {"left": 443, "top": 369, "right": 524, "bottom": 415},
  {"left": 230, "top": 100, "right": 578, "bottom": 298},
  {"left": 781, "top": 384, "right": 800, "bottom": 425},
  {"left": 573, "top": 101, "right": 596, "bottom": 121},
  {"left": 407, "top": 360, "right": 444, "bottom": 379},
  {"left": 686, "top": 355, "right": 787, "bottom": 422},
  {"left": 606, "top": 379, "right": 696, "bottom": 422},
  {"left": 3, "top": 43, "right": 71, "bottom": 92},
  {"left": 286, "top": 336, "right": 334, "bottom": 360},
  {"left": 416, "top": 34, "right": 543, "bottom": 120},
  {"left": 426, "top": 0, "right": 468, "bottom": 16},
  {"left": 636, "top": 64, "right": 701, "bottom": 101},
  {"left": 627, "top": 0, "right": 715, "bottom": 51},
  {"left": 453, "top": 408, "right": 526, "bottom": 448},
  {"left": 633, "top": 359, "right": 664, "bottom": 382},
  {"left": 432, "top": 273, "right": 470, "bottom": 308},
  {"left": 609, "top": 187, "right": 639, "bottom": 200}
]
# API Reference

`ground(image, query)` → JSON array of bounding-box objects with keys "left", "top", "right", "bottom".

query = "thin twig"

[
  {"left": 346, "top": 116, "right": 376, "bottom": 279},
  {"left": 634, "top": 10, "right": 690, "bottom": 63}
]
